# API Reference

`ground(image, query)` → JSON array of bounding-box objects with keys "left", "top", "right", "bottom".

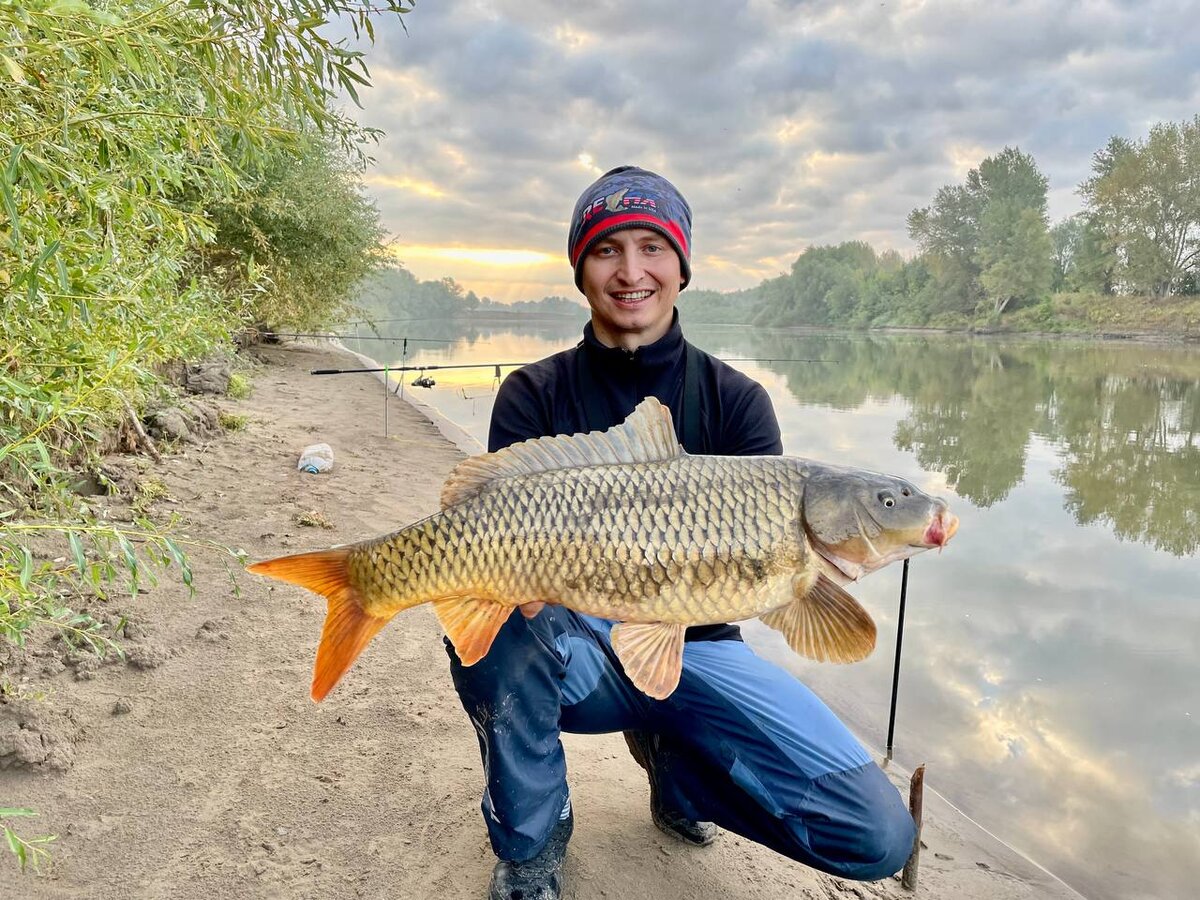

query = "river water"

[{"left": 339, "top": 316, "right": 1199, "bottom": 900}]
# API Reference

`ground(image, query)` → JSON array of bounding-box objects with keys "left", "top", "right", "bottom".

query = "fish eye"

[{"left": 878, "top": 492, "right": 895, "bottom": 508}]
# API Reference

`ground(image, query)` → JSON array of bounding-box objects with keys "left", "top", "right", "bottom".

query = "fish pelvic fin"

[
  {"left": 759, "top": 573, "right": 876, "bottom": 664},
  {"left": 610, "top": 621, "right": 687, "bottom": 700},
  {"left": 440, "top": 396, "right": 681, "bottom": 508},
  {"left": 434, "top": 596, "right": 515, "bottom": 666},
  {"left": 247, "top": 548, "right": 389, "bottom": 701}
]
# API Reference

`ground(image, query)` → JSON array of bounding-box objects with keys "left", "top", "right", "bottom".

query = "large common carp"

[{"left": 248, "top": 398, "right": 958, "bottom": 701}]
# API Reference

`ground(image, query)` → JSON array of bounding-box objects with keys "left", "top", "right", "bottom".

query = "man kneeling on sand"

[{"left": 445, "top": 165, "right": 916, "bottom": 900}]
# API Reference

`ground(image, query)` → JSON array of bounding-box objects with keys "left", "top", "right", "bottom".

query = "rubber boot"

[
  {"left": 624, "top": 730, "right": 718, "bottom": 846},
  {"left": 488, "top": 809, "right": 573, "bottom": 900}
]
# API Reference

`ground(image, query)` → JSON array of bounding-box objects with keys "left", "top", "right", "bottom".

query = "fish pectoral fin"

[
  {"left": 433, "top": 596, "right": 515, "bottom": 666},
  {"left": 759, "top": 574, "right": 876, "bottom": 664},
  {"left": 610, "top": 621, "right": 686, "bottom": 700}
]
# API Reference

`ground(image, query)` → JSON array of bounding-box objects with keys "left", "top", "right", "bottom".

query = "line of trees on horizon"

[
  {"left": 680, "top": 116, "right": 1200, "bottom": 329},
  {"left": 353, "top": 264, "right": 587, "bottom": 324},
  {"left": 360, "top": 116, "right": 1198, "bottom": 333}
]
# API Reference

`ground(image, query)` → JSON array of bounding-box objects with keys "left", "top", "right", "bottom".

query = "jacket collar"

[{"left": 581, "top": 310, "right": 684, "bottom": 371}]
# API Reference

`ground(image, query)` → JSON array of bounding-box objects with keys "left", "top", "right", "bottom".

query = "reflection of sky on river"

[{"left": 340, "top": 323, "right": 1200, "bottom": 900}]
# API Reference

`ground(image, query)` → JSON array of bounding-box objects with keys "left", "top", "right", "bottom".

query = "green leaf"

[
  {"left": 33, "top": 240, "right": 61, "bottom": 270},
  {"left": 18, "top": 547, "right": 33, "bottom": 590},
  {"left": 0, "top": 53, "right": 25, "bottom": 85},
  {"left": 0, "top": 808, "right": 37, "bottom": 818},
  {"left": 46, "top": 0, "right": 92, "bottom": 15},
  {"left": 35, "top": 440, "right": 52, "bottom": 471},
  {"left": 0, "top": 179, "right": 20, "bottom": 248},
  {"left": 163, "top": 537, "right": 193, "bottom": 590},
  {"left": 68, "top": 531, "right": 87, "bottom": 574},
  {"left": 5, "top": 145, "right": 23, "bottom": 183},
  {"left": 116, "top": 531, "right": 138, "bottom": 591}
]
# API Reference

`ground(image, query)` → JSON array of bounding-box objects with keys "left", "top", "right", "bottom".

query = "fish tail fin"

[{"left": 247, "top": 548, "right": 390, "bottom": 702}]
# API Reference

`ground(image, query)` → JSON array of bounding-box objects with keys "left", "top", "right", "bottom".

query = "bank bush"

[{"left": 1, "top": 0, "right": 410, "bottom": 868}]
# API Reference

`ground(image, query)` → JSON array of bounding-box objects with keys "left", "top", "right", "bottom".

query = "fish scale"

[{"left": 348, "top": 455, "right": 809, "bottom": 626}]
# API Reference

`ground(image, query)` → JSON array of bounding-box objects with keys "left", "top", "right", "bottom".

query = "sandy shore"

[{"left": 2, "top": 341, "right": 1083, "bottom": 899}]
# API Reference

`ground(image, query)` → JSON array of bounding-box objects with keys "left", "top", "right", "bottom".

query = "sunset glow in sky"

[{"left": 342, "top": 1, "right": 1200, "bottom": 303}]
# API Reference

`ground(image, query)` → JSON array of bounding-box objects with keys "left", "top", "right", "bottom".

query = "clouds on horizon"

[{"left": 344, "top": 0, "right": 1200, "bottom": 301}]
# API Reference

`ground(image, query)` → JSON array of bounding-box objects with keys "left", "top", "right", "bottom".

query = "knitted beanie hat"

[{"left": 567, "top": 165, "right": 692, "bottom": 290}]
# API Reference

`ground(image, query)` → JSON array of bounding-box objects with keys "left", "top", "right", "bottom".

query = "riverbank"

[
  {"left": 676, "top": 290, "right": 1200, "bottom": 344},
  {"left": 3, "top": 341, "right": 1082, "bottom": 899}
]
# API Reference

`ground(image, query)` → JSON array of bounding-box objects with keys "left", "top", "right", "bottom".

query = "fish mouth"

[
  {"left": 809, "top": 509, "right": 959, "bottom": 582},
  {"left": 921, "top": 511, "right": 959, "bottom": 548}
]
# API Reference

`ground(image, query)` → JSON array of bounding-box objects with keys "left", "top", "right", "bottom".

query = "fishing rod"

[
  {"left": 311, "top": 363, "right": 525, "bottom": 375},
  {"left": 886, "top": 558, "right": 911, "bottom": 762},
  {"left": 310, "top": 358, "right": 836, "bottom": 376},
  {"left": 312, "top": 358, "right": 836, "bottom": 435},
  {"left": 341, "top": 315, "right": 585, "bottom": 325},
  {"left": 340, "top": 316, "right": 480, "bottom": 325},
  {"left": 715, "top": 357, "right": 837, "bottom": 363},
  {"left": 312, "top": 353, "right": 920, "bottom": 757},
  {"left": 256, "top": 331, "right": 478, "bottom": 343}
]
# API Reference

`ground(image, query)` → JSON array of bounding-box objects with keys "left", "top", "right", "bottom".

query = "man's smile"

[{"left": 610, "top": 289, "right": 654, "bottom": 304}]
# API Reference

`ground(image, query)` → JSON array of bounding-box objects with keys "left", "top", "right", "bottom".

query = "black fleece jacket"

[{"left": 487, "top": 311, "right": 783, "bottom": 642}]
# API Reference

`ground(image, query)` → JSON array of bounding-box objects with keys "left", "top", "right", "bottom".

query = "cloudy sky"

[{"left": 343, "top": 0, "right": 1200, "bottom": 303}]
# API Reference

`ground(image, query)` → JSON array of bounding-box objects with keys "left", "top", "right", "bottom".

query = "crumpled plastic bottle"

[{"left": 297, "top": 442, "right": 334, "bottom": 474}]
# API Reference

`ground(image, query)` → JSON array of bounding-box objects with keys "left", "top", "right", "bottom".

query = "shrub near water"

[
  {"left": 1, "top": 0, "right": 411, "bottom": 869},
  {"left": 1, "top": 0, "right": 406, "bottom": 639}
]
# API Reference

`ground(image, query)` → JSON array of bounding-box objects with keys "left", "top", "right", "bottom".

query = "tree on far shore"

[
  {"left": 908, "top": 147, "right": 1053, "bottom": 318},
  {"left": 1051, "top": 215, "right": 1116, "bottom": 294},
  {"left": 1082, "top": 118, "right": 1200, "bottom": 298}
]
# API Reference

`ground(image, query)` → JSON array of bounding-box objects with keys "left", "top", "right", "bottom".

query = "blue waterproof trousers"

[{"left": 446, "top": 606, "right": 916, "bottom": 881}]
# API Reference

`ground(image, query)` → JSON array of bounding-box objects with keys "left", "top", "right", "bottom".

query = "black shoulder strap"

[
  {"left": 574, "top": 341, "right": 610, "bottom": 433},
  {"left": 682, "top": 340, "right": 704, "bottom": 453}
]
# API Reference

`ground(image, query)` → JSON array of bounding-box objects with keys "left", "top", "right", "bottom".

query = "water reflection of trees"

[
  {"left": 344, "top": 316, "right": 586, "bottom": 359},
  {"left": 691, "top": 327, "right": 1200, "bottom": 556},
  {"left": 1053, "top": 376, "right": 1200, "bottom": 556}
]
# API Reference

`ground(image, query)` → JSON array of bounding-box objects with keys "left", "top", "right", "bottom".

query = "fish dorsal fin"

[
  {"left": 759, "top": 574, "right": 877, "bottom": 664},
  {"left": 441, "top": 396, "right": 681, "bottom": 509}
]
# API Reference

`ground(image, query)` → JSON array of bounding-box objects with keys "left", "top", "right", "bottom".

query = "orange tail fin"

[{"left": 247, "top": 549, "right": 389, "bottom": 702}]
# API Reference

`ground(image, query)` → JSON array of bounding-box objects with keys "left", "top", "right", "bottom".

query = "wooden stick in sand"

[
  {"left": 121, "top": 396, "right": 161, "bottom": 462},
  {"left": 902, "top": 763, "right": 925, "bottom": 891}
]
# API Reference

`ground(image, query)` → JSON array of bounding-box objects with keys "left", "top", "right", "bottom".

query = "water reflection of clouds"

[
  {"left": 816, "top": 569, "right": 1200, "bottom": 900},
  {"left": 718, "top": 338, "right": 1200, "bottom": 899},
  {"left": 350, "top": 325, "right": 1200, "bottom": 900}
]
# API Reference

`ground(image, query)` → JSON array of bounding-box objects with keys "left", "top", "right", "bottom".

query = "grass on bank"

[
  {"left": 871, "top": 291, "right": 1200, "bottom": 337},
  {"left": 1004, "top": 292, "right": 1200, "bottom": 336}
]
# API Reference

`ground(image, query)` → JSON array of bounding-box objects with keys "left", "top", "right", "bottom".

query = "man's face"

[{"left": 579, "top": 228, "right": 683, "bottom": 351}]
